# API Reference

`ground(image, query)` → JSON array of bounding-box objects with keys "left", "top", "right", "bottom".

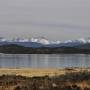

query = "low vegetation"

[{"left": 0, "top": 71, "right": 90, "bottom": 90}]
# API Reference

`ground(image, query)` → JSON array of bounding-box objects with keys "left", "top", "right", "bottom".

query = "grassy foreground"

[
  {"left": 0, "top": 68, "right": 90, "bottom": 90},
  {"left": 0, "top": 68, "right": 65, "bottom": 77},
  {"left": 0, "top": 68, "right": 88, "bottom": 77}
]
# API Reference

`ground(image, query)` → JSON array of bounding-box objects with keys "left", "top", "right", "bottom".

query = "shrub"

[
  {"left": 84, "top": 87, "right": 90, "bottom": 90},
  {"left": 14, "top": 86, "right": 21, "bottom": 90}
]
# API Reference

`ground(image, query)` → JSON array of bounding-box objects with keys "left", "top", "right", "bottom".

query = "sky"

[{"left": 0, "top": 0, "right": 90, "bottom": 40}]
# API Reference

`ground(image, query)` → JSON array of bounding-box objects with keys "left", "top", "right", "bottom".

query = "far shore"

[{"left": 0, "top": 68, "right": 90, "bottom": 77}]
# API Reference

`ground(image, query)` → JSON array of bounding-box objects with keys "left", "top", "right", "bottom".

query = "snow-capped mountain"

[
  {"left": 31, "top": 37, "right": 50, "bottom": 45},
  {"left": 0, "top": 37, "right": 90, "bottom": 48},
  {"left": 63, "top": 38, "right": 89, "bottom": 44},
  {"left": 13, "top": 38, "right": 30, "bottom": 42},
  {"left": 0, "top": 37, "right": 8, "bottom": 42},
  {"left": 77, "top": 38, "right": 87, "bottom": 43}
]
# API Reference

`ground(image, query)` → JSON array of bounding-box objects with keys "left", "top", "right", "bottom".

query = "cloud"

[{"left": 5, "top": 21, "right": 90, "bottom": 30}]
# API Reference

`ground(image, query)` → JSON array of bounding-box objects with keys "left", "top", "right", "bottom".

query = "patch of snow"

[
  {"left": 13, "top": 38, "right": 29, "bottom": 42},
  {"left": 31, "top": 37, "right": 50, "bottom": 45},
  {"left": 0, "top": 37, "right": 7, "bottom": 42},
  {"left": 64, "top": 40, "right": 73, "bottom": 43},
  {"left": 77, "top": 38, "right": 87, "bottom": 43}
]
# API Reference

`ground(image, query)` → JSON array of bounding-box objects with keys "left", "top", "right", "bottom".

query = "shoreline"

[{"left": 0, "top": 68, "right": 90, "bottom": 77}]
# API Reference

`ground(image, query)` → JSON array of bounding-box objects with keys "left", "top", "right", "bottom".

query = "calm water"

[{"left": 0, "top": 54, "right": 90, "bottom": 68}]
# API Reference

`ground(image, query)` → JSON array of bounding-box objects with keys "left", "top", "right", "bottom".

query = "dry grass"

[
  {"left": 0, "top": 68, "right": 65, "bottom": 77},
  {"left": 0, "top": 68, "right": 89, "bottom": 77},
  {"left": 0, "top": 69, "right": 90, "bottom": 90}
]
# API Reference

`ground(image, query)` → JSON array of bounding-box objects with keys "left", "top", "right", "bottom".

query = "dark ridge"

[{"left": 0, "top": 44, "right": 90, "bottom": 54}]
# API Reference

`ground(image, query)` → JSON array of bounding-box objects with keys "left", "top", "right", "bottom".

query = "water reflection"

[{"left": 0, "top": 54, "right": 90, "bottom": 68}]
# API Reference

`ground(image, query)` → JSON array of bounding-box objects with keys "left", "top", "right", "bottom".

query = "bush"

[
  {"left": 84, "top": 87, "right": 90, "bottom": 90},
  {"left": 14, "top": 86, "right": 21, "bottom": 90}
]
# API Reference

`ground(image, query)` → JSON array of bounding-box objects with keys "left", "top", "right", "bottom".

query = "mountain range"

[
  {"left": 0, "top": 37, "right": 90, "bottom": 48},
  {"left": 0, "top": 37, "right": 90, "bottom": 54}
]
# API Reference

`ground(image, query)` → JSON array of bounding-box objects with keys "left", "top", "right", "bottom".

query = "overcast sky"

[{"left": 0, "top": 0, "right": 90, "bottom": 40}]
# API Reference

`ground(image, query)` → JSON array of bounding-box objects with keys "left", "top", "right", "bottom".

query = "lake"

[{"left": 0, "top": 54, "right": 90, "bottom": 68}]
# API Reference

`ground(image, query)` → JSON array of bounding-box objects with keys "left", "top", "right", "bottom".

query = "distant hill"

[
  {"left": 0, "top": 44, "right": 90, "bottom": 54},
  {"left": 0, "top": 37, "right": 90, "bottom": 53}
]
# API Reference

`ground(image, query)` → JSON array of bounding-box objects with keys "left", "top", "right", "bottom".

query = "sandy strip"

[{"left": 0, "top": 68, "right": 89, "bottom": 77}]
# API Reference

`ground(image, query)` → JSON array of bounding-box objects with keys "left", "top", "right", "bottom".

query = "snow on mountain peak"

[
  {"left": 12, "top": 38, "right": 30, "bottom": 42},
  {"left": 18, "top": 39, "right": 29, "bottom": 42},
  {"left": 77, "top": 38, "right": 90, "bottom": 44},
  {"left": 31, "top": 37, "right": 62, "bottom": 45},
  {"left": 85, "top": 38, "right": 90, "bottom": 43},
  {"left": 55, "top": 41, "right": 61, "bottom": 44},
  {"left": 64, "top": 40, "right": 73, "bottom": 43},
  {"left": 31, "top": 37, "right": 50, "bottom": 45},
  {"left": 0, "top": 37, "right": 8, "bottom": 42},
  {"left": 0, "top": 37, "right": 90, "bottom": 45},
  {"left": 77, "top": 38, "right": 87, "bottom": 43}
]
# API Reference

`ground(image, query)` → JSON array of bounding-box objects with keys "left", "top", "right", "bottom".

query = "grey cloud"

[{"left": 0, "top": 0, "right": 90, "bottom": 40}]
